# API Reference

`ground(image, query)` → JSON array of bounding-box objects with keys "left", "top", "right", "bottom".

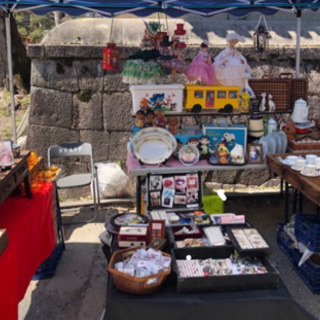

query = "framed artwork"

[
  {"left": 247, "top": 144, "right": 263, "bottom": 164},
  {"left": 0, "top": 140, "right": 14, "bottom": 168}
]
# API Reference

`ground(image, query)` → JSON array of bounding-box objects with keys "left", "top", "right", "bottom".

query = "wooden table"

[
  {"left": 266, "top": 152, "right": 320, "bottom": 221},
  {"left": 0, "top": 151, "right": 32, "bottom": 205}
]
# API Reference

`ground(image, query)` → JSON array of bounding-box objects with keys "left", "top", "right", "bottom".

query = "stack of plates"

[
  {"left": 132, "top": 127, "right": 177, "bottom": 165},
  {"left": 259, "top": 131, "right": 287, "bottom": 158}
]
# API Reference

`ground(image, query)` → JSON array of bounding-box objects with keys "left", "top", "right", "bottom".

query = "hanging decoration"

[
  {"left": 102, "top": 18, "right": 120, "bottom": 71},
  {"left": 253, "top": 15, "right": 270, "bottom": 52}
]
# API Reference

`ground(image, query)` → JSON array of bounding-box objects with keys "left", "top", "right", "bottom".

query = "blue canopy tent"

[{"left": 1, "top": 0, "right": 319, "bottom": 142}]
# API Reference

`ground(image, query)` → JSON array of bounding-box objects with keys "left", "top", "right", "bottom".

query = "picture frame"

[
  {"left": 0, "top": 140, "right": 14, "bottom": 169},
  {"left": 247, "top": 143, "right": 263, "bottom": 164}
]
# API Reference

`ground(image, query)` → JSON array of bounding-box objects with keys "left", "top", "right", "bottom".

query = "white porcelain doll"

[
  {"left": 259, "top": 92, "right": 267, "bottom": 111},
  {"left": 213, "top": 33, "right": 255, "bottom": 96},
  {"left": 268, "top": 94, "right": 276, "bottom": 111}
]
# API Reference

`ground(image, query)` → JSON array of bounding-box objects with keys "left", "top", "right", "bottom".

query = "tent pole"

[
  {"left": 295, "top": 10, "right": 302, "bottom": 78},
  {"left": 5, "top": 13, "right": 17, "bottom": 144}
]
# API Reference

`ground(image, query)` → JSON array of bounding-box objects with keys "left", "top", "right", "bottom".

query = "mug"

[
  {"left": 315, "top": 157, "right": 320, "bottom": 170},
  {"left": 306, "top": 154, "right": 317, "bottom": 165},
  {"left": 304, "top": 164, "right": 316, "bottom": 176},
  {"left": 296, "top": 159, "right": 306, "bottom": 171},
  {"left": 286, "top": 155, "right": 299, "bottom": 166}
]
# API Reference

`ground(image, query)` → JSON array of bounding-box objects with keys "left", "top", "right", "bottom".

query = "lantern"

[
  {"left": 102, "top": 42, "right": 120, "bottom": 71},
  {"left": 158, "top": 35, "right": 173, "bottom": 60},
  {"left": 172, "top": 23, "right": 188, "bottom": 49},
  {"left": 253, "top": 16, "right": 270, "bottom": 52}
]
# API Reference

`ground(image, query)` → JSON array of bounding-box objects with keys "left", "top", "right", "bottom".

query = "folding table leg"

[{"left": 284, "top": 182, "right": 289, "bottom": 223}]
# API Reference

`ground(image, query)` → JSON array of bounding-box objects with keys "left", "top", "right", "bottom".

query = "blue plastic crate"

[
  {"left": 277, "top": 226, "right": 320, "bottom": 294},
  {"left": 33, "top": 241, "right": 63, "bottom": 280},
  {"left": 295, "top": 212, "right": 320, "bottom": 252}
]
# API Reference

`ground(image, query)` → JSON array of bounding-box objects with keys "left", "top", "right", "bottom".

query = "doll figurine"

[
  {"left": 217, "top": 144, "right": 230, "bottom": 164},
  {"left": 240, "top": 89, "right": 250, "bottom": 113},
  {"left": 145, "top": 109, "right": 156, "bottom": 127},
  {"left": 187, "top": 40, "right": 218, "bottom": 85},
  {"left": 213, "top": 33, "right": 255, "bottom": 95},
  {"left": 155, "top": 109, "right": 166, "bottom": 128},
  {"left": 135, "top": 110, "right": 145, "bottom": 128},
  {"left": 122, "top": 21, "right": 164, "bottom": 84},
  {"left": 268, "top": 94, "right": 276, "bottom": 111},
  {"left": 199, "top": 135, "right": 211, "bottom": 159},
  {"left": 167, "top": 116, "right": 179, "bottom": 135},
  {"left": 259, "top": 92, "right": 267, "bottom": 112}
]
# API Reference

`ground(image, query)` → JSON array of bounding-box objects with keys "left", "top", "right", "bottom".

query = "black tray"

[
  {"left": 172, "top": 254, "right": 280, "bottom": 293},
  {"left": 226, "top": 226, "right": 271, "bottom": 257},
  {"left": 168, "top": 226, "right": 234, "bottom": 260}
]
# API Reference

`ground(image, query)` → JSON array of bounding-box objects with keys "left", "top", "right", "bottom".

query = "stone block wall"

[{"left": 26, "top": 45, "right": 320, "bottom": 195}]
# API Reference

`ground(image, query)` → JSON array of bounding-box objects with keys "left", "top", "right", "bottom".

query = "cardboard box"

[
  {"left": 0, "top": 229, "right": 8, "bottom": 256},
  {"left": 130, "top": 84, "right": 184, "bottom": 113},
  {"left": 117, "top": 226, "right": 148, "bottom": 248}
]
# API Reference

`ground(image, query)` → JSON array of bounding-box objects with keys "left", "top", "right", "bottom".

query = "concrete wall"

[{"left": 25, "top": 17, "right": 320, "bottom": 196}]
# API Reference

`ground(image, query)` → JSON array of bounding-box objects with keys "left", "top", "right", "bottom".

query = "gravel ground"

[{"left": 18, "top": 194, "right": 320, "bottom": 320}]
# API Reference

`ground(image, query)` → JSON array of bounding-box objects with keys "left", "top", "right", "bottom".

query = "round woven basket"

[{"left": 108, "top": 247, "right": 171, "bottom": 295}]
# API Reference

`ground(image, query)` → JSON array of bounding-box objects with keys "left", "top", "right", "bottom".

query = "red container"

[{"left": 103, "top": 42, "right": 120, "bottom": 71}]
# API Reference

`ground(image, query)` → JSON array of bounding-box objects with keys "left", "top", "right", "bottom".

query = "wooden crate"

[{"left": 249, "top": 75, "right": 292, "bottom": 111}]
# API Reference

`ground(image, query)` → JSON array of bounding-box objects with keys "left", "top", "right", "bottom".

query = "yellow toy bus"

[{"left": 184, "top": 84, "right": 241, "bottom": 113}]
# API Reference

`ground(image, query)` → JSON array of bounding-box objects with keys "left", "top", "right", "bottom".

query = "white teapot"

[{"left": 291, "top": 98, "right": 309, "bottom": 124}]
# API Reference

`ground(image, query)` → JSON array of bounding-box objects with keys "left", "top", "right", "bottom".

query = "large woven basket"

[
  {"left": 249, "top": 75, "right": 292, "bottom": 111},
  {"left": 279, "top": 73, "right": 308, "bottom": 105},
  {"left": 108, "top": 247, "right": 171, "bottom": 295}
]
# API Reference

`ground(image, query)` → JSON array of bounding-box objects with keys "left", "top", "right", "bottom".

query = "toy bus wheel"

[
  {"left": 223, "top": 104, "right": 234, "bottom": 113},
  {"left": 192, "top": 104, "right": 202, "bottom": 113}
]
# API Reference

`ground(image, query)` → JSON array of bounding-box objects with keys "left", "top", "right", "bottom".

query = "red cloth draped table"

[{"left": 0, "top": 182, "right": 55, "bottom": 320}]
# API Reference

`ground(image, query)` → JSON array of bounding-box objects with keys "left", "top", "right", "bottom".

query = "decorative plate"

[
  {"left": 132, "top": 128, "right": 177, "bottom": 165},
  {"left": 278, "top": 131, "right": 287, "bottom": 154},
  {"left": 110, "top": 213, "right": 148, "bottom": 229},
  {"left": 178, "top": 145, "right": 200, "bottom": 166},
  {"left": 258, "top": 136, "right": 268, "bottom": 159}
]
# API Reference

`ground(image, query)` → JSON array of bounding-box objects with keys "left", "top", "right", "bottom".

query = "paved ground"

[{"left": 19, "top": 193, "right": 320, "bottom": 320}]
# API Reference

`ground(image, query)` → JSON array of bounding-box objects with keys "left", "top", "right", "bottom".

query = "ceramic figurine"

[
  {"left": 268, "top": 94, "right": 276, "bottom": 111},
  {"left": 187, "top": 137, "right": 200, "bottom": 149},
  {"left": 213, "top": 33, "right": 255, "bottom": 96},
  {"left": 167, "top": 116, "right": 179, "bottom": 134},
  {"left": 145, "top": 109, "right": 156, "bottom": 127},
  {"left": 155, "top": 109, "right": 166, "bottom": 128},
  {"left": 230, "top": 143, "right": 245, "bottom": 164},
  {"left": 240, "top": 89, "right": 250, "bottom": 113},
  {"left": 259, "top": 92, "right": 267, "bottom": 112},
  {"left": 187, "top": 40, "right": 218, "bottom": 85},
  {"left": 199, "top": 135, "right": 211, "bottom": 159},
  {"left": 122, "top": 21, "right": 164, "bottom": 84},
  {"left": 217, "top": 144, "right": 230, "bottom": 164},
  {"left": 136, "top": 110, "right": 145, "bottom": 128}
]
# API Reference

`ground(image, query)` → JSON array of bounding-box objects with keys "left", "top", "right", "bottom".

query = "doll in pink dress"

[{"left": 187, "top": 40, "right": 218, "bottom": 85}]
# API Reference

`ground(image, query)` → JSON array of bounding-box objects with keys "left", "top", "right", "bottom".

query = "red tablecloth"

[{"left": 0, "top": 182, "right": 55, "bottom": 320}]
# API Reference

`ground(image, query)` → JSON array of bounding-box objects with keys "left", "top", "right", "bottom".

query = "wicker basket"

[
  {"left": 249, "top": 75, "right": 292, "bottom": 111},
  {"left": 279, "top": 73, "right": 308, "bottom": 106},
  {"left": 108, "top": 247, "right": 171, "bottom": 295}
]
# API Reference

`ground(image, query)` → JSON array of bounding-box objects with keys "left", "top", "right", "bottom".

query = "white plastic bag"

[{"left": 95, "top": 163, "right": 133, "bottom": 198}]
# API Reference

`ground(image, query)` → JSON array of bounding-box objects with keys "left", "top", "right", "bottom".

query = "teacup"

[
  {"left": 306, "top": 154, "right": 317, "bottom": 165},
  {"left": 296, "top": 159, "right": 306, "bottom": 171},
  {"left": 304, "top": 164, "right": 316, "bottom": 176},
  {"left": 286, "top": 155, "right": 299, "bottom": 166},
  {"left": 315, "top": 157, "right": 320, "bottom": 170}
]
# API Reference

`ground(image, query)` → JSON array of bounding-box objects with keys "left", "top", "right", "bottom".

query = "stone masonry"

[{"left": 25, "top": 17, "right": 320, "bottom": 196}]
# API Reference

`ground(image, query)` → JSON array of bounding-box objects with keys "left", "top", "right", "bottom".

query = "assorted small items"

[
  {"left": 148, "top": 173, "right": 201, "bottom": 210},
  {"left": 227, "top": 227, "right": 270, "bottom": 256},
  {"left": 176, "top": 256, "right": 268, "bottom": 278},
  {"left": 113, "top": 247, "right": 171, "bottom": 277}
]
